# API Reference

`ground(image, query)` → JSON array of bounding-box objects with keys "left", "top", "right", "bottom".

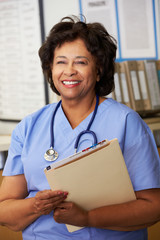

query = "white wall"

[
  {"left": 0, "top": 122, "right": 17, "bottom": 135},
  {"left": 43, "top": 0, "right": 80, "bottom": 36},
  {"left": 155, "top": 0, "right": 160, "bottom": 58}
]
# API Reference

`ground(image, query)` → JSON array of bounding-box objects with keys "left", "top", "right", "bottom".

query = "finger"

[
  {"left": 56, "top": 201, "right": 72, "bottom": 209},
  {"left": 35, "top": 190, "right": 58, "bottom": 200},
  {"left": 42, "top": 196, "right": 68, "bottom": 208},
  {"left": 34, "top": 195, "right": 64, "bottom": 209},
  {"left": 34, "top": 197, "right": 63, "bottom": 209},
  {"left": 35, "top": 190, "right": 68, "bottom": 200},
  {"left": 34, "top": 198, "right": 67, "bottom": 215},
  {"left": 34, "top": 194, "right": 67, "bottom": 212}
]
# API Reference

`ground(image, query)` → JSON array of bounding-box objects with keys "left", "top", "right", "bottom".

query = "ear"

[
  {"left": 96, "top": 68, "right": 101, "bottom": 82},
  {"left": 96, "top": 76, "right": 100, "bottom": 82}
]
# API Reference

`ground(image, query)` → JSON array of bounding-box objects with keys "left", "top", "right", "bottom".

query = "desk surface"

[{"left": 0, "top": 135, "right": 11, "bottom": 151}]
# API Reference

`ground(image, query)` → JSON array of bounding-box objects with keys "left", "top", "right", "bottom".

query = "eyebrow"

[{"left": 55, "top": 56, "right": 90, "bottom": 61}]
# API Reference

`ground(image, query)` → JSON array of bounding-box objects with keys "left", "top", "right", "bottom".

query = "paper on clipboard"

[{"left": 44, "top": 138, "right": 136, "bottom": 232}]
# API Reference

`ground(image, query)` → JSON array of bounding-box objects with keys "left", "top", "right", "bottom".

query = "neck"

[{"left": 61, "top": 94, "right": 97, "bottom": 129}]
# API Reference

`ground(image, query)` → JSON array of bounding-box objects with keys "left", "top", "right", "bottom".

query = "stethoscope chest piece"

[{"left": 44, "top": 147, "right": 58, "bottom": 161}]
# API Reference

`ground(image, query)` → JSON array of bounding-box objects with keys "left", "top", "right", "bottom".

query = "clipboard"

[{"left": 44, "top": 138, "right": 136, "bottom": 232}]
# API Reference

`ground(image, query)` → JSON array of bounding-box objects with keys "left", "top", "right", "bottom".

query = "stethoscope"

[{"left": 44, "top": 94, "right": 99, "bottom": 162}]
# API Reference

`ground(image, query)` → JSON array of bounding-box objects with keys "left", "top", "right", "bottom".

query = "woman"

[{"left": 0, "top": 16, "right": 160, "bottom": 240}]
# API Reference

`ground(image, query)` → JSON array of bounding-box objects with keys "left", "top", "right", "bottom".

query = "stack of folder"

[{"left": 107, "top": 60, "right": 160, "bottom": 113}]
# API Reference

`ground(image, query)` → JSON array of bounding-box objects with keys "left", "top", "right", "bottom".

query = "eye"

[
  {"left": 57, "top": 61, "right": 66, "bottom": 64},
  {"left": 75, "top": 61, "right": 87, "bottom": 65}
]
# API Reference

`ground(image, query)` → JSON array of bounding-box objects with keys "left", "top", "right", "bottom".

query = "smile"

[{"left": 62, "top": 81, "right": 81, "bottom": 85}]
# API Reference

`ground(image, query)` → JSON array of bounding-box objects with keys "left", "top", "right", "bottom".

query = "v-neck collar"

[
  {"left": 58, "top": 103, "right": 93, "bottom": 135},
  {"left": 53, "top": 98, "right": 114, "bottom": 145},
  {"left": 57, "top": 98, "right": 110, "bottom": 131}
]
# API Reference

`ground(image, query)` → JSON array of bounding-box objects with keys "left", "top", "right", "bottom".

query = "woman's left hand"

[{"left": 53, "top": 202, "right": 88, "bottom": 227}]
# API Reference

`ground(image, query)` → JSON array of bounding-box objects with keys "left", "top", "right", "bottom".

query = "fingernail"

[
  {"left": 58, "top": 191, "right": 63, "bottom": 195},
  {"left": 63, "top": 192, "right": 68, "bottom": 196}
]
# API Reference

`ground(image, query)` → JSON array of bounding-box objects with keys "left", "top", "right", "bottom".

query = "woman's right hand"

[
  {"left": 0, "top": 175, "right": 68, "bottom": 231},
  {"left": 34, "top": 190, "right": 68, "bottom": 215}
]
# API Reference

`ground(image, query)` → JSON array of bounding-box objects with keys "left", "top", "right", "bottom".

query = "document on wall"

[
  {"left": 80, "top": 0, "right": 119, "bottom": 59},
  {"left": 117, "top": 0, "right": 156, "bottom": 58},
  {"left": 0, "top": 0, "right": 47, "bottom": 121}
]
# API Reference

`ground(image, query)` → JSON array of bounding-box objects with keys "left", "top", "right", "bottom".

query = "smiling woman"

[
  {"left": 0, "top": 15, "right": 160, "bottom": 240},
  {"left": 51, "top": 39, "right": 99, "bottom": 104},
  {"left": 39, "top": 16, "right": 116, "bottom": 98},
  {"left": 38, "top": 15, "right": 117, "bottom": 128}
]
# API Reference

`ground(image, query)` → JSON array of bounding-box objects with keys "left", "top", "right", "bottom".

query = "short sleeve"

[
  {"left": 123, "top": 112, "right": 160, "bottom": 191},
  {"left": 3, "top": 122, "right": 24, "bottom": 176}
]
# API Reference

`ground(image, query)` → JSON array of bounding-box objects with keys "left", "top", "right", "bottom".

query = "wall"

[
  {"left": 0, "top": 121, "right": 17, "bottom": 135},
  {"left": 43, "top": 0, "right": 79, "bottom": 36},
  {"left": 155, "top": 0, "right": 160, "bottom": 57}
]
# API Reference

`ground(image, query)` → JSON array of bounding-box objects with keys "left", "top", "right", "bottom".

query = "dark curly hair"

[{"left": 38, "top": 16, "right": 117, "bottom": 96}]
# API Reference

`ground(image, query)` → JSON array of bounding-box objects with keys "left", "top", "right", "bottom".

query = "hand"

[
  {"left": 33, "top": 190, "right": 68, "bottom": 216},
  {"left": 54, "top": 202, "right": 88, "bottom": 227}
]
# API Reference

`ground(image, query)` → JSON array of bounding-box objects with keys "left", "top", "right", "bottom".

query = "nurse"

[{"left": 0, "top": 16, "right": 160, "bottom": 240}]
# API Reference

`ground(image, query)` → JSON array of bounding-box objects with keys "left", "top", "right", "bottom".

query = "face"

[{"left": 51, "top": 38, "right": 99, "bottom": 102}]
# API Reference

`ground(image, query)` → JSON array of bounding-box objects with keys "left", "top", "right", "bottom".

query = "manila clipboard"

[{"left": 44, "top": 139, "right": 136, "bottom": 232}]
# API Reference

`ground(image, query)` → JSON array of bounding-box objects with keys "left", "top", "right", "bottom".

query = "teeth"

[{"left": 63, "top": 81, "right": 80, "bottom": 85}]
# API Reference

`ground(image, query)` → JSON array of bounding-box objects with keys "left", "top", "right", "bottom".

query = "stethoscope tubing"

[
  {"left": 50, "top": 100, "right": 61, "bottom": 148},
  {"left": 45, "top": 94, "right": 99, "bottom": 161}
]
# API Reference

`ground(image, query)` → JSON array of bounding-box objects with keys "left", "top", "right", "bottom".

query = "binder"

[
  {"left": 136, "top": 60, "right": 152, "bottom": 110},
  {"left": 124, "top": 61, "right": 144, "bottom": 111},
  {"left": 144, "top": 60, "right": 160, "bottom": 110},
  {"left": 156, "top": 60, "right": 160, "bottom": 87},
  {"left": 114, "top": 63, "right": 124, "bottom": 103},
  {"left": 44, "top": 139, "right": 136, "bottom": 232},
  {"left": 118, "top": 62, "right": 132, "bottom": 108}
]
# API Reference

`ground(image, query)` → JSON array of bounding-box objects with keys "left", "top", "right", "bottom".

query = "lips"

[
  {"left": 62, "top": 80, "right": 80, "bottom": 85},
  {"left": 62, "top": 80, "right": 81, "bottom": 86}
]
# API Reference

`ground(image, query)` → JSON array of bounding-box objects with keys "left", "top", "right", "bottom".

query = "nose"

[{"left": 64, "top": 64, "right": 77, "bottom": 77}]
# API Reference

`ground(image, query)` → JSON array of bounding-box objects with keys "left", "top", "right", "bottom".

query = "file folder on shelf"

[
  {"left": 156, "top": 60, "right": 160, "bottom": 87},
  {"left": 137, "top": 60, "right": 152, "bottom": 111},
  {"left": 124, "top": 61, "right": 144, "bottom": 111},
  {"left": 44, "top": 139, "right": 136, "bottom": 232},
  {"left": 114, "top": 63, "right": 124, "bottom": 104},
  {"left": 118, "top": 62, "right": 132, "bottom": 108},
  {"left": 144, "top": 60, "right": 160, "bottom": 110}
]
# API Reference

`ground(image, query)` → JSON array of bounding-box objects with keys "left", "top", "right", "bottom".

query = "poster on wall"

[
  {"left": 0, "top": 0, "right": 48, "bottom": 121},
  {"left": 79, "top": 0, "right": 119, "bottom": 59},
  {"left": 79, "top": 0, "right": 158, "bottom": 61},
  {"left": 117, "top": 0, "right": 157, "bottom": 59}
]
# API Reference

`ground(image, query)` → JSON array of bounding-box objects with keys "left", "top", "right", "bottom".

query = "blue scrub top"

[{"left": 3, "top": 98, "right": 160, "bottom": 240}]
